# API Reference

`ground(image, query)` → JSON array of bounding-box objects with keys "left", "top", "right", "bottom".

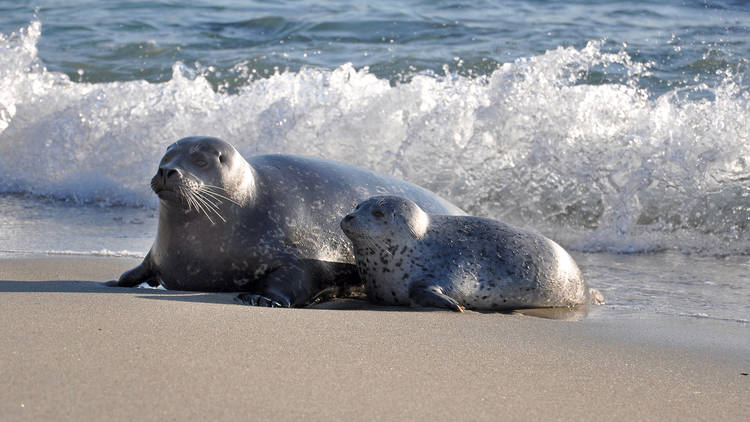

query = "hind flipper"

[{"left": 589, "top": 288, "right": 605, "bottom": 305}]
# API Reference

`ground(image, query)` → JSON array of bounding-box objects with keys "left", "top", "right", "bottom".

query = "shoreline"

[{"left": 1, "top": 255, "right": 748, "bottom": 421}]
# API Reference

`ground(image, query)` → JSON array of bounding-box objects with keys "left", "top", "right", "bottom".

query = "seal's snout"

[
  {"left": 343, "top": 214, "right": 355, "bottom": 222},
  {"left": 151, "top": 166, "right": 185, "bottom": 196},
  {"left": 157, "top": 167, "right": 182, "bottom": 183}
]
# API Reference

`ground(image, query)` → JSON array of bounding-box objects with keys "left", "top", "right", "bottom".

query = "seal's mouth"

[
  {"left": 151, "top": 175, "right": 179, "bottom": 200},
  {"left": 151, "top": 172, "right": 239, "bottom": 225},
  {"left": 151, "top": 174, "right": 196, "bottom": 207},
  {"left": 154, "top": 187, "right": 181, "bottom": 201}
]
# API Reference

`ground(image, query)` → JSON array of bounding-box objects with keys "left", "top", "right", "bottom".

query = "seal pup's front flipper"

[
  {"left": 106, "top": 251, "right": 158, "bottom": 287},
  {"left": 409, "top": 283, "right": 465, "bottom": 312}
]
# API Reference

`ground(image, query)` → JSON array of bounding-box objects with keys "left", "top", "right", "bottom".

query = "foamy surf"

[
  {"left": 0, "top": 249, "right": 145, "bottom": 258},
  {"left": 1, "top": 19, "right": 749, "bottom": 256},
  {"left": 44, "top": 249, "right": 146, "bottom": 258}
]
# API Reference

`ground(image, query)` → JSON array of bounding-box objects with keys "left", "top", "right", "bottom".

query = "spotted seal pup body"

[
  {"left": 108, "top": 137, "right": 464, "bottom": 307},
  {"left": 340, "top": 196, "right": 603, "bottom": 312}
]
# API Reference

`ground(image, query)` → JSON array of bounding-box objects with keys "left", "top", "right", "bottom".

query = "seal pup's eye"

[{"left": 372, "top": 210, "right": 385, "bottom": 219}]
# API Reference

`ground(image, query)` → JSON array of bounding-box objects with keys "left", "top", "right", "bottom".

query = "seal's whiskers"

[
  {"left": 358, "top": 233, "right": 392, "bottom": 257},
  {"left": 191, "top": 191, "right": 225, "bottom": 224},
  {"left": 178, "top": 186, "right": 196, "bottom": 213},
  {"left": 201, "top": 185, "right": 241, "bottom": 205},
  {"left": 180, "top": 186, "right": 216, "bottom": 225}
]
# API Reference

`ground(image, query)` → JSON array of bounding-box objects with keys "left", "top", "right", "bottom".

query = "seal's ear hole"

[{"left": 372, "top": 210, "right": 385, "bottom": 219}]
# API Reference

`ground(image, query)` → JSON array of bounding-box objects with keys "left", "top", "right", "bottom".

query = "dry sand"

[{"left": 1, "top": 256, "right": 748, "bottom": 421}]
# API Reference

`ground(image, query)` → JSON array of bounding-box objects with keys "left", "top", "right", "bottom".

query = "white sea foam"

[
  {"left": 670, "top": 312, "right": 748, "bottom": 324},
  {"left": 42, "top": 249, "right": 146, "bottom": 258},
  {"left": 1, "top": 20, "right": 749, "bottom": 255}
]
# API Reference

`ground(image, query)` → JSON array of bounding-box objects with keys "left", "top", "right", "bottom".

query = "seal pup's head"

[
  {"left": 341, "top": 196, "right": 429, "bottom": 247},
  {"left": 151, "top": 136, "right": 255, "bottom": 223}
]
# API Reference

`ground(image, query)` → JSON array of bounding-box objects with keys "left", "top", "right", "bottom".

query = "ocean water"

[{"left": 0, "top": 0, "right": 748, "bottom": 322}]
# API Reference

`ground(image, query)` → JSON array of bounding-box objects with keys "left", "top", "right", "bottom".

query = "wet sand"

[{"left": 1, "top": 256, "right": 748, "bottom": 421}]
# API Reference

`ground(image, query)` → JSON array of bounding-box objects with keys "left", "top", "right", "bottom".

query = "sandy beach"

[
  {"left": 3, "top": 1, "right": 750, "bottom": 420},
  {"left": 0, "top": 255, "right": 748, "bottom": 421}
]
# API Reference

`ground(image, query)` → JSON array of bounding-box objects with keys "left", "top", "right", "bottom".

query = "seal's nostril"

[
  {"left": 343, "top": 214, "right": 354, "bottom": 222},
  {"left": 157, "top": 167, "right": 180, "bottom": 182}
]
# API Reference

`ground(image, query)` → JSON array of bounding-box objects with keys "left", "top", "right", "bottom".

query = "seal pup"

[
  {"left": 108, "top": 137, "right": 464, "bottom": 307},
  {"left": 340, "top": 196, "right": 603, "bottom": 312}
]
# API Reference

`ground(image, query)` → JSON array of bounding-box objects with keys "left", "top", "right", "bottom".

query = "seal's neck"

[
  {"left": 157, "top": 200, "right": 194, "bottom": 226},
  {"left": 225, "top": 157, "right": 257, "bottom": 207}
]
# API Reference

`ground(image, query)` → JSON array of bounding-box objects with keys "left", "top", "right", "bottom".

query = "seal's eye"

[
  {"left": 218, "top": 154, "right": 226, "bottom": 164},
  {"left": 372, "top": 210, "right": 385, "bottom": 219}
]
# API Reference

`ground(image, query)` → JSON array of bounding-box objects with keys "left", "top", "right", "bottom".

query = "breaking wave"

[{"left": 1, "top": 20, "right": 749, "bottom": 255}]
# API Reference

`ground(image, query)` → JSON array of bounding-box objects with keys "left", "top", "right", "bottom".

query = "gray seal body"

[
  {"left": 340, "top": 196, "right": 602, "bottom": 312},
  {"left": 109, "top": 137, "right": 464, "bottom": 307}
]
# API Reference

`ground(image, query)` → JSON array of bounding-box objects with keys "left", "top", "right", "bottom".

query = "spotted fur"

[{"left": 341, "top": 196, "right": 601, "bottom": 312}]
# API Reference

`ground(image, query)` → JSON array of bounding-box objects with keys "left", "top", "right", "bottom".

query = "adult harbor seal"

[
  {"left": 340, "top": 196, "right": 603, "bottom": 312},
  {"left": 108, "top": 137, "right": 464, "bottom": 307}
]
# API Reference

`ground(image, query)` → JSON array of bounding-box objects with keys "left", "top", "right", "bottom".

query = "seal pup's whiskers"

[{"left": 356, "top": 233, "right": 393, "bottom": 258}]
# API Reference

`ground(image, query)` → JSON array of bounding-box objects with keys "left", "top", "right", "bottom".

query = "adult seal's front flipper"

[
  {"left": 235, "top": 259, "right": 360, "bottom": 308},
  {"left": 233, "top": 262, "right": 308, "bottom": 308},
  {"left": 234, "top": 291, "right": 290, "bottom": 307},
  {"left": 106, "top": 252, "right": 158, "bottom": 287}
]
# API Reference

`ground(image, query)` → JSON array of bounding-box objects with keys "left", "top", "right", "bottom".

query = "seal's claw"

[
  {"left": 235, "top": 293, "right": 285, "bottom": 307},
  {"left": 257, "top": 296, "right": 275, "bottom": 307},
  {"left": 235, "top": 293, "right": 260, "bottom": 306}
]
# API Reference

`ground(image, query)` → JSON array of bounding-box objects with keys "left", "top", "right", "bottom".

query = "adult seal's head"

[
  {"left": 342, "top": 196, "right": 603, "bottom": 312},
  {"left": 151, "top": 136, "right": 254, "bottom": 223}
]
